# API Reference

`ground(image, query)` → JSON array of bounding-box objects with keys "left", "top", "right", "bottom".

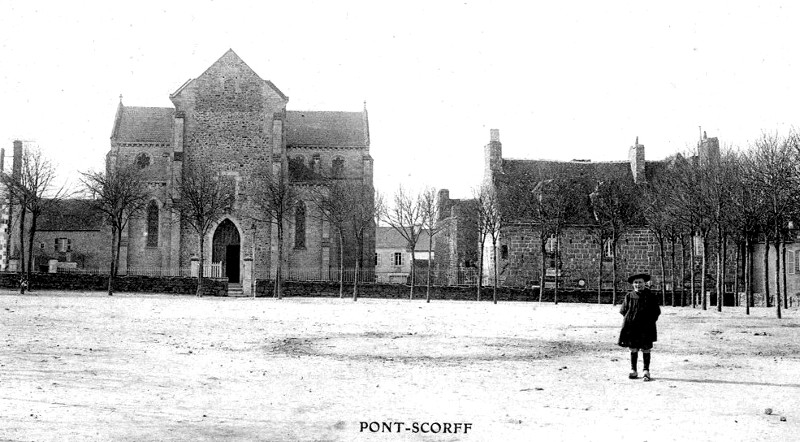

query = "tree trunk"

[
  {"left": 680, "top": 234, "right": 687, "bottom": 307},
  {"left": 611, "top": 238, "right": 618, "bottom": 305},
  {"left": 426, "top": 234, "right": 433, "bottom": 303},
  {"left": 597, "top": 235, "right": 604, "bottom": 304},
  {"left": 670, "top": 237, "right": 676, "bottom": 307},
  {"left": 782, "top": 240, "right": 788, "bottom": 310},
  {"left": 774, "top": 230, "right": 782, "bottom": 319},
  {"left": 409, "top": 248, "right": 416, "bottom": 300},
  {"left": 18, "top": 205, "right": 27, "bottom": 276},
  {"left": 275, "top": 224, "right": 283, "bottom": 299},
  {"left": 764, "top": 236, "right": 770, "bottom": 308},
  {"left": 701, "top": 234, "right": 708, "bottom": 310},
  {"left": 658, "top": 235, "right": 666, "bottom": 306},
  {"left": 338, "top": 231, "right": 344, "bottom": 298},
  {"left": 745, "top": 235, "right": 750, "bottom": 315},
  {"left": 690, "top": 233, "right": 696, "bottom": 308},
  {"left": 492, "top": 236, "right": 498, "bottom": 304},
  {"left": 477, "top": 238, "right": 485, "bottom": 302},
  {"left": 716, "top": 230, "right": 723, "bottom": 312},
  {"left": 26, "top": 213, "right": 38, "bottom": 291},
  {"left": 540, "top": 237, "right": 546, "bottom": 303},
  {"left": 734, "top": 240, "right": 741, "bottom": 307},
  {"left": 108, "top": 225, "right": 117, "bottom": 296},
  {"left": 197, "top": 237, "right": 205, "bottom": 297},
  {"left": 554, "top": 232, "right": 559, "bottom": 305},
  {"left": 353, "top": 251, "right": 360, "bottom": 302}
]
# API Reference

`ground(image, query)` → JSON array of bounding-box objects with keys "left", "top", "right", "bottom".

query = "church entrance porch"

[{"left": 212, "top": 219, "right": 241, "bottom": 283}]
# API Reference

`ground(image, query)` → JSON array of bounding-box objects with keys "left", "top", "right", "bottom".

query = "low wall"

[
  {"left": 0, "top": 272, "right": 228, "bottom": 296},
  {"left": 255, "top": 281, "right": 695, "bottom": 304}
]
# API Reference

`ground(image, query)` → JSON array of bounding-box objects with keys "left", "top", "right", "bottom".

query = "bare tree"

[
  {"left": 80, "top": 163, "right": 150, "bottom": 296},
  {"left": 382, "top": 186, "right": 424, "bottom": 300},
  {"left": 348, "top": 181, "right": 380, "bottom": 301},
  {"left": 309, "top": 181, "right": 350, "bottom": 298},
  {"left": 475, "top": 184, "right": 503, "bottom": 304},
  {"left": 172, "top": 157, "right": 234, "bottom": 296},
  {"left": 469, "top": 189, "right": 490, "bottom": 302},
  {"left": 590, "top": 165, "right": 642, "bottom": 305},
  {"left": 251, "top": 163, "right": 297, "bottom": 300},
  {"left": 743, "top": 132, "right": 800, "bottom": 319},
  {"left": 420, "top": 187, "right": 448, "bottom": 303},
  {"left": 2, "top": 146, "right": 67, "bottom": 291}
]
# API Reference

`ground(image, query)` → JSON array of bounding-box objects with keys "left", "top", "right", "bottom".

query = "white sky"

[{"left": 2, "top": 1, "right": 800, "bottom": 200}]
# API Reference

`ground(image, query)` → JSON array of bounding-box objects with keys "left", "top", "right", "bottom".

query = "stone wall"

[
  {"left": 495, "top": 224, "right": 739, "bottom": 293},
  {"left": 0, "top": 272, "right": 227, "bottom": 296}
]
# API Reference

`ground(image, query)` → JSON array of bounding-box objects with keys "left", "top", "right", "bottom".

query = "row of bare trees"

[
  {"left": 79, "top": 156, "right": 380, "bottom": 299},
  {"left": 1, "top": 145, "right": 67, "bottom": 293}
]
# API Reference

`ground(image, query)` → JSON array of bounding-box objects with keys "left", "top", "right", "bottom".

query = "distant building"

[{"left": 375, "top": 226, "right": 432, "bottom": 283}]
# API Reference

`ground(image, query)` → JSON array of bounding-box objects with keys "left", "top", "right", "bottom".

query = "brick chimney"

[
  {"left": 628, "top": 137, "right": 646, "bottom": 184},
  {"left": 437, "top": 189, "right": 450, "bottom": 221},
  {"left": 484, "top": 129, "right": 502, "bottom": 176},
  {"left": 12, "top": 140, "right": 22, "bottom": 178}
]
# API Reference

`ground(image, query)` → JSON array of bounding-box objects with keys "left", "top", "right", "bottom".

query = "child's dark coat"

[{"left": 618, "top": 288, "right": 661, "bottom": 349}]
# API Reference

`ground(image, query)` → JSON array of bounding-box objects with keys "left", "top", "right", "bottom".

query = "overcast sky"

[{"left": 2, "top": 1, "right": 800, "bottom": 199}]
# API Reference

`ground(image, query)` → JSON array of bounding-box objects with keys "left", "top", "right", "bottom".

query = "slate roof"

[
  {"left": 494, "top": 159, "right": 666, "bottom": 225},
  {"left": 37, "top": 199, "right": 106, "bottom": 231},
  {"left": 376, "top": 227, "right": 433, "bottom": 252},
  {"left": 111, "top": 106, "right": 174, "bottom": 143},
  {"left": 286, "top": 111, "right": 368, "bottom": 148},
  {"left": 110, "top": 106, "right": 369, "bottom": 148}
]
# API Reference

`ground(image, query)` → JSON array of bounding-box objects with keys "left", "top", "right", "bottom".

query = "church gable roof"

[
  {"left": 170, "top": 49, "right": 288, "bottom": 102},
  {"left": 111, "top": 106, "right": 174, "bottom": 143},
  {"left": 286, "top": 111, "right": 368, "bottom": 148}
]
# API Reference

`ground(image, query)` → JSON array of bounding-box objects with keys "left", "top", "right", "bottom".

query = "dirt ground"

[{"left": 1, "top": 290, "right": 799, "bottom": 442}]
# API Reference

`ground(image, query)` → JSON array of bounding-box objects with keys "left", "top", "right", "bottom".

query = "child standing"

[{"left": 618, "top": 273, "right": 661, "bottom": 381}]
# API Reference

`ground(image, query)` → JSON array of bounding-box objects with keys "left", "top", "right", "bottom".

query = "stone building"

[
  {"left": 436, "top": 129, "right": 738, "bottom": 296},
  {"left": 434, "top": 190, "right": 479, "bottom": 285},
  {"left": 105, "top": 49, "right": 374, "bottom": 294},
  {"left": 375, "top": 226, "right": 432, "bottom": 283}
]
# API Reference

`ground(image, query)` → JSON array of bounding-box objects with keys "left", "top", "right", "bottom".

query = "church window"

[
  {"left": 146, "top": 201, "right": 159, "bottom": 247},
  {"left": 332, "top": 157, "right": 344, "bottom": 178},
  {"left": 135, "top": 153, "right": 151, "bottom": 169},
  {"left": 312, "top": 154, "right": 321, "bottom": 174},
  {"left": 295, "top": 201, "right": 306, "bottom": 249}
]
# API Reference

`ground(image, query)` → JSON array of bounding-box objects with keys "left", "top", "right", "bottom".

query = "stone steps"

[{"left": 227, "top": 283, "right": 244, "bottom": 297}]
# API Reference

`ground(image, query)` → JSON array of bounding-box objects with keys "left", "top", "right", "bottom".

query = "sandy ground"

[{"left": 1, "top": 290, "right": 799, "bottom": 442}]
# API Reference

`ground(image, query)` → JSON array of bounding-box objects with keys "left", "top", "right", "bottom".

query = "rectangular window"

[
  {"left": 501, "top": 245, "right": 508, "bottom": 260},
  {"left": 789, "top": 251, "right": 796, "bottom": 275},
  {"left": 796, "top": 251, "right": 800, "bottom": 273},
  {"left": 393, "top": 252, "right": 403, "bottom": 266},
  {"left": 55, "top": 238, "right": 71, "bottom": 253},
  {"left": 375, "top": 253, "right": 381, "bottom": 266}
]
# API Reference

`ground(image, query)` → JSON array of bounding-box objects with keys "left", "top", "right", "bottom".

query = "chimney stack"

[
  {"left": 628, "top": 137, "right": 646, "bottom": 184},
  {"left": 485, "top": 129, "right": 503, "bottom": 175}
]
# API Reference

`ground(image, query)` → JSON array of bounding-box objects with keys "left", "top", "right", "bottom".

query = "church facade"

[{"left": 108, "top": 50, "right": 374, "bottom": 292}]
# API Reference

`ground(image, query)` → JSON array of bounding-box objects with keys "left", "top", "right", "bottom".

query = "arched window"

[
  {"left": 295, "top": 201, "right": 306, "bottom": 249},
  {"left": 135, "top": 153, "right": 151, "bottom": 169},
  {"left": 332, "top": 157, "right": 344, "bottom": 178},
  {"left": 146, "top": 200, "right": 159, "bottom": 247}
]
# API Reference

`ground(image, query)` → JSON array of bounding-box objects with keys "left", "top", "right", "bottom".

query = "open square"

[{"left": 1, "top": 291, "right": 799, "bottom": 441}]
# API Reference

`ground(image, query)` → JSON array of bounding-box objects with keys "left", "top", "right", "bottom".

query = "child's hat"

[{"left": 627, "top": 273, "right": 651, "bottom": 283}]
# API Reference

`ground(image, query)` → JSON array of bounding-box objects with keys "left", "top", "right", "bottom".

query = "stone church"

[{"left": 108, "top": 50, "right": 374, "bottom": 294}]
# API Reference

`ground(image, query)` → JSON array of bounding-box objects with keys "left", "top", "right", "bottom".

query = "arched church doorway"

[{"left": 212, "top": 219, "right": 241, "bottom": 283}]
